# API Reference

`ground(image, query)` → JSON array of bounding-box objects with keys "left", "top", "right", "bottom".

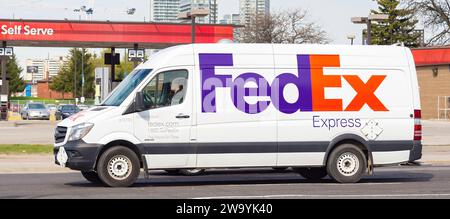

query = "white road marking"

[
  {"left": 214, "top": 182, "right": 403, "bottom": 188},
  {"left": 195, "top": 193, "right": 450, "bottom": 199}
]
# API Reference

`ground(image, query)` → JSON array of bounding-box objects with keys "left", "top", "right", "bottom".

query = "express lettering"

[
  {"left": 199, "top": 53, "right": 388, "bottom": 114},
  {"left": 312, "top": 116, "right": 362, "bottom": 130}
]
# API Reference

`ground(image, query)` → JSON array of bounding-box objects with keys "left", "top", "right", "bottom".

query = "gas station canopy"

[{"left": 0, "top": 19, "right": 235, "bottom": 48}]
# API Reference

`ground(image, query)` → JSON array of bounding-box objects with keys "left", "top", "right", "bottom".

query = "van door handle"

[{"left": 176, "top": 114, "right": 190, "bottom": 119}]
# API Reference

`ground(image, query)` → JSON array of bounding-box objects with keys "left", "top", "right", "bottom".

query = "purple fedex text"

[{"left": 199, "top": 53, "right": 314, "bottom": 114}]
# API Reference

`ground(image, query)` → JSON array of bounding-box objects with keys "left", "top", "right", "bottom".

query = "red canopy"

[
  {"left": 412, "top": 47, "right": 450, "bottom": 66},
  {"left": 0, "top": 19, "right": 235, "bottom": 48}
]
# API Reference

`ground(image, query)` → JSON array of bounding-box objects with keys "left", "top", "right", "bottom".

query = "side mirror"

[{"left": 134, "top": 92, "right": 146, "bottom": 112}]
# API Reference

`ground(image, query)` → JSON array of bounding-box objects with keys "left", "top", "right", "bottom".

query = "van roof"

[{"left": 137, "top": 44, "right": 410, "bottom": 70}]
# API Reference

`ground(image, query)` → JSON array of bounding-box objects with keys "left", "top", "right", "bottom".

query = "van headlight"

[{"left": 68, "top": 123, "right": 94, "bottom": 141}]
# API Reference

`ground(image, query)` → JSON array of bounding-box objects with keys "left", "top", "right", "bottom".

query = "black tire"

[
  {"left": 164, "top": 169, "right": 181, "bottom": 175},
  {"left": 326, "top": 144, "right": 367, "bottom": 183},
  {"left": 179, "top": 169, "right": 205, "bottom": 176},
  {"left": 272, "top": 167, "right": 289, "bottom": 171},
  {"left": 97, "top": 146, "right": 140, "bottom": 187},
  {"left": 294, "top": 167, "right": 328, "bottom": 180},
  {"left": 81, "top": 171, "right": 102, "bottom": 184}
]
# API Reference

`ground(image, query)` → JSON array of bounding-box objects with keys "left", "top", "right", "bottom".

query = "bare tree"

[
  {"left": 405, "top": 0, "right": 450, "bottom": 45},
  {"left": 238, "top": 9, "right": 329, "bottom": 44},
  {"left": 237, "top": 14, "right": 278, "bottom": 43}
]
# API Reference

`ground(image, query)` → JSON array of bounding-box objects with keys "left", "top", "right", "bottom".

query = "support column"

[
  {"left": 1, "top": 41, "right": 7, "bottom": 95},
  {"left": 110, "top": 47, "right": 116, "bottom": 93},
  {"left": 1, "top": 41, "right": 8, "bottom": 121},
  {"left": 133, "top": 43, "right": 139, "bottom": 68}
]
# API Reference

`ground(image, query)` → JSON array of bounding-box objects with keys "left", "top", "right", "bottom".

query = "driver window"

[{"left": 142, "top": 69, "right": 188, "bottom": 110}]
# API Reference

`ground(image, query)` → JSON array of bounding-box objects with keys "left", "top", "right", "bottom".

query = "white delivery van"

[{"left": 54, "top": 44, "right": 422, "bottom": 187}]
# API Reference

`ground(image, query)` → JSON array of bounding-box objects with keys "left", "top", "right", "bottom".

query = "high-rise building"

[
  {"left": 150, "top": 0, "right": 181, "bottom": 23},
  {"left": 25, "top": 57, "right": 66, "bottom": 82},
  {"left": 179, "top": 0, "right": 219, "bottom": 24},
  {"left": 47, "top": 57, "right": 66, "bottom": 79},
  {"left": 239, "top": 0, "right": 270, "bottom": 25},
  {"left": 25, "top": 59, "right": 45, "bottom": 82},
  {"left": 219, "top": 14, "right": 240, "bottom": 25}
]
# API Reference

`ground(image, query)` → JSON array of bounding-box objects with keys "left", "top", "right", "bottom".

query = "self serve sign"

[{"left": 1, "top": 25, "right": 54, "bottom": 36}]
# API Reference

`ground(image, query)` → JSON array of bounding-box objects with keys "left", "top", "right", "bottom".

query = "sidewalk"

[
  {"left": 0, "top": 146, "right": 449, "bottom": 174},
  {"left": 420, "top": 146, "right": 450, "bottom": 165},
  {"left": 0, "top": 154, "right": 74, "bottom": 174}
]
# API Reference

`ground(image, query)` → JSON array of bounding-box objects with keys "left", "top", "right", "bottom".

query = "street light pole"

[
  {"left": 366, "top": 20, "right": 372, "bottom": 45},
  {"left": 73, "top": 51, "right": 77, "bottom": 99},
  {"left": 191, "top": 16, "right": 196, "bottom": 43},
  {"left": 178, "top": 8, "right": 210, "bottom": 44},
  {"left": 347, "top": 35, "right": 356, "bottom": 45},
  {"left": 81, "top": 48, "right": 84, "bottom": 100},
  {"left": 351, "top": 14, "right": 389, "bottom": 45}
]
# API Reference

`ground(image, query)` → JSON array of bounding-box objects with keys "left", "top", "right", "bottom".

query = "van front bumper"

[{"left": 54, "top": 140, "right": 102, "bottom": 171}]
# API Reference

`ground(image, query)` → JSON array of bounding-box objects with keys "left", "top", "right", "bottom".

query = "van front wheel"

[
  {"left": 81, "top": 171, "right": 101, "bottom": 184},
  {"left": 327, "top": 144, "right": 367, "bottom": 183},
  {"left": 97, "top": 146, "right": 140, "bottom": 187}
]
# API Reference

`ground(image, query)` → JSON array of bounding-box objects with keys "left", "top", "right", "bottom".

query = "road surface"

[{"left": 1, "top": 166, "right": 450, "bottom": 199}]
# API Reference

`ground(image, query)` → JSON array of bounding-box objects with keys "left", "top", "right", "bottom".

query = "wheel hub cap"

[
  {"left": 337, "top": 152, "right": 359, "bottom": 176},
  {"left": 108, "top": 155, "right": 132, "bottom": 180}
]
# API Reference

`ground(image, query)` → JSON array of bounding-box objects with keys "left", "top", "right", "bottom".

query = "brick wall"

[
  {"left": 36, "top": 82, "right": 73, "bottom": 99},
  {"left": 417, "top": 65, "right": 450, "bottom": 119}
]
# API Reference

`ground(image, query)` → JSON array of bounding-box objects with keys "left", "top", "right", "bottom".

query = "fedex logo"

[{"left": 199, "top": 53, "right": 388, "bottom": 114}]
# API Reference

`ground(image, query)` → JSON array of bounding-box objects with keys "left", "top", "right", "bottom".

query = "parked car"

[
  {"left": 55, "top": 104, "right": 80, "bottom": 120},
  {"left": 77, "top": 104, "right": 90, "bottom": 111},
  {"left": 21, "top": 103, "right": 50, "bottom": 120},
  {"left": 46, "top": 104, "right": 58, "bottom": 113}
]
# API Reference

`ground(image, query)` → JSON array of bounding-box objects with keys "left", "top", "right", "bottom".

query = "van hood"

[{"left": 57, "top": 106, "right": 116, "bottom": 127}]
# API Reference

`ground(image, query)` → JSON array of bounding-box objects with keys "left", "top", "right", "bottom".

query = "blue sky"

[{"left": 0, "top": 0, "right": 383, "bottom": 73}]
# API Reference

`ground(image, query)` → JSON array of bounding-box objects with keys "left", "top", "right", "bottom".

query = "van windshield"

[{"left": 102, "top": 69, "right": 152, "bottom": 106}]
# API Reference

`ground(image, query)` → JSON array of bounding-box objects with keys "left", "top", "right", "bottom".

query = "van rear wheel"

[
  {"left": 179, "top": 169, "right": 205, "bottom": 176},
  {"left": 294, "top": 167, "right": 327, "bottom": 180},
  {"left": 81, "top": 171, "right": 101, "bottom": 184},
  {"left": 97, "top": 146, "right": 140, "bottom": 187},
  {"left": 164, "top": 170, "right": 181, "bottom": 175},
  {"left": 272, "top": 167, "right": 289, "bottom": 171},
  {"left": 326, "top": 144, "right": 367, "bottom": 183}
]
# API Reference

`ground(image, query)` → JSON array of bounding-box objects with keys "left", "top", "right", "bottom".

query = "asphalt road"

[{"left": 1, "top": 166, "right": 450, "bottom": 199}]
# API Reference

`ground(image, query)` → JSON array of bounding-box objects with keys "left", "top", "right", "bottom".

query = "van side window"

[{"left": 142, "top": 69, "right": 188, "bottom": 109}]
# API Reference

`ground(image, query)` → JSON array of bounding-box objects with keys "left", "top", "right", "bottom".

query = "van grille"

[{"left": 54, "top": 126, "right": 67, "bottom": 143}]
